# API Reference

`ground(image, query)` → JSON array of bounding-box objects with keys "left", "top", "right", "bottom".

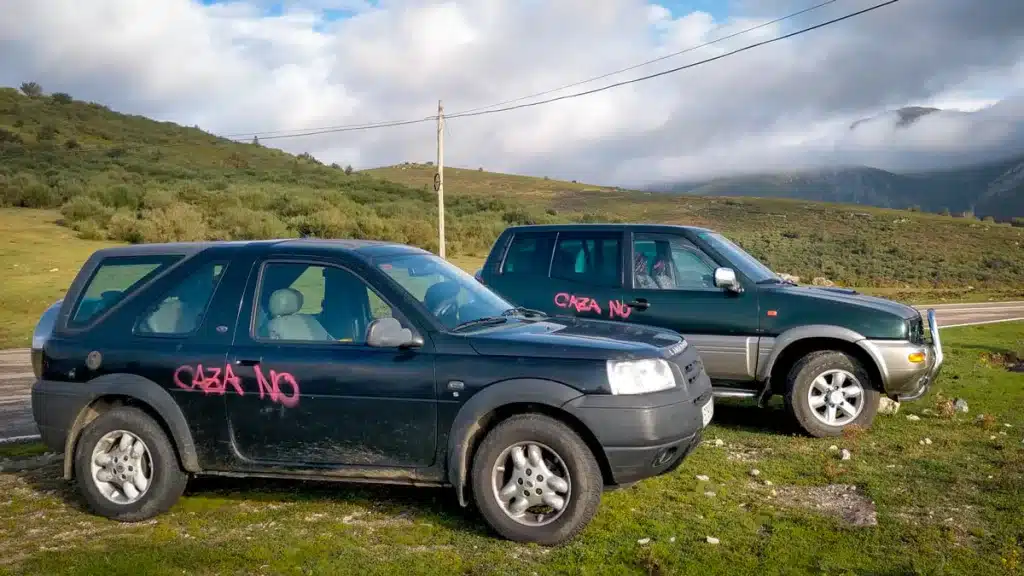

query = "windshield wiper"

[
  {"left": 501, "top": 306, "right": 547, "bottom": 318},
  {"left": 451, "top": 316, "right": 509, "bottom": 332}
]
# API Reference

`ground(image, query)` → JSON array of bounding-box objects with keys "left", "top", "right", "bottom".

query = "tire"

[
  {"left": 783, "top": 350, "right": 880, "bottom": 438},
  {"left": 470, "top": 413, "right": 603, "bottom": 546},
  {"left": 73, "top": 406, "right": 188, "bottom": 522}
]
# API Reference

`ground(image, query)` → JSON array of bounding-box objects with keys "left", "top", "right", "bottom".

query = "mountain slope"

[
  {"left": 654, "top": 105, "right": 1024, "bottom": 218},
  {"left": 671, "top": 154, "right": 1024, "bottom": 218},
  {"left": 1, "top": 85, "right": 1022, "bottom": 290}
]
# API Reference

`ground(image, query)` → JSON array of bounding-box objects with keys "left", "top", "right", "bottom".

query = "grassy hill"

[
  {"left": 2, "top": 85, "right": 1024, "bottom": 298},
  {"left": 365, "top": 164, "right": 1024, "bottom": 290}
]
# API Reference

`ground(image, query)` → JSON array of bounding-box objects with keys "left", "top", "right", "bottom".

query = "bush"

[
  {"left": 135, "top": 202, "right": 210, "bottom": 243},
  {"left": 213, "top": 208, "right": 291, "bottom": 240},
  {"left": 51, "top": 92, "right": 73, "bottom": 105},
  {"left": 37, "top": 124, "right": 58, "bottom": 141},
  {"left": 61, "top": 196, "right": 112, "bottom": 227},
  {"left": 20, "top": 82, "right": 42, "bottom": 97}
]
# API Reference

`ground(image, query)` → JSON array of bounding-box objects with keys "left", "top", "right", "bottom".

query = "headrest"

[{"left": 268, "top": 288, "right": 303, "bottom": 317}]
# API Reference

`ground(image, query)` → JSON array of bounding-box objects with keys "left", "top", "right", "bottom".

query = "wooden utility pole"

[{"left": 435, "top": 100, "right": 446, "bottom": 259}]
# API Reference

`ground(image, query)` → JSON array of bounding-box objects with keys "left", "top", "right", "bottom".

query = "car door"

[
  {"left": 616, "top": 231, "right": 761, "bottom": 383},
  {"left": 224, "top": 256, "right": 437, "bottom": 469},
  {"left": 545, "top": 230, "right": 628, "bottom": 321}
]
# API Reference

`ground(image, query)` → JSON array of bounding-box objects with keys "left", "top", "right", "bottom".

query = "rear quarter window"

[
  {"left": 501, "top": 233, "right": 556, "bottom": 276},
  {"left": 69, "top": 256, "right": 181, "bottom": 327}
]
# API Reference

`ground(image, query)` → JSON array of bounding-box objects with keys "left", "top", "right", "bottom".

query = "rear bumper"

[
  {"left": 31, "top": 379, "right": 92, "bottom": 456},
  {"left": 562, "top": 371, "right": 713, "bottom": 486}
]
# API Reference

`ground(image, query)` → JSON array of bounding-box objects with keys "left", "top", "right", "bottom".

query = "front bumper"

[
  {"left": 866, "top": 308, "right": 944, "bottom": 401},
  {"left": 561, "top": 369, "right": 713, "bottom": 486}
]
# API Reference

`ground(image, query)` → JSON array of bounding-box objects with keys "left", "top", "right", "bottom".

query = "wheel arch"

[
  {"left": 760, "top": 326, "right": 887, "bottom": 393},
  {"left": 62, "top": 373, "right": 200, "bottom": 480},
  {"left": 445, "top": 379, "right": 612, "bottom": 507}
]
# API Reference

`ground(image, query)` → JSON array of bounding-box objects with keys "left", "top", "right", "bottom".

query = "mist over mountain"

[{"left": 648, "top": 107, "right": 1024, "bottom": 219}]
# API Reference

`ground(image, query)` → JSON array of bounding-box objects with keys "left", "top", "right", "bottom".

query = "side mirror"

[
  {"left": 366, "top": 317, "right": 423, "bottom": 349},
  {"left": 714, "top": 267, "right": 743, "bottom": 293}
]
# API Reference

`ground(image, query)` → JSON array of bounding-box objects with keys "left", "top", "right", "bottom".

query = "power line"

[
  {"left": 3, "top": 0, "right": 897, "bottom": 154},
  {"left": 447, "top": 0, "right": 844, "bottom": 116},
  {"left": 221, "top": 0, "right": 843, "bottom": 139},
  {"left": 232, "top": 0, "right": 901, "bottom": 140}
]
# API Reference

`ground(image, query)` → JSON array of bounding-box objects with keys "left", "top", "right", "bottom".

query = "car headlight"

[{"left": 605, "top": 358, "right": 676, "bottom": 395}]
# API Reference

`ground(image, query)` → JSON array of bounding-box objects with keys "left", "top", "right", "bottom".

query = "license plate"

[{"left": 701, "top": 397, "right": 714, "bottom": 427}]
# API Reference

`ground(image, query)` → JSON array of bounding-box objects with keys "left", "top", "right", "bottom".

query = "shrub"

[
  {"left": 213, "top": 208, "right": 292, "bottom": 240},
  {"left": 51, "top": 92, "right": 73, "bottom": 105},
  {"left": 136, "top": 202, "right": 210, "bottom": 242},
  {"left": 20, "top": 82, "right": 42, "bottom": 97},
  {"left": 61, "top": 195, "right": 112, "bottom": 227},
  {"left": 37, "top": 124, "right": 58, "bottom": 141}
]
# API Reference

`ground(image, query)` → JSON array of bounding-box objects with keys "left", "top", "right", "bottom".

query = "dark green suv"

[{"left": 478, "top": 224, "right": 943, "bottom": 437}]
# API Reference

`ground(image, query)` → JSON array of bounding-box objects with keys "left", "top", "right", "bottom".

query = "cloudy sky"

[{"left": 2, "top": 0, "right": 1023, "bottom": 185}]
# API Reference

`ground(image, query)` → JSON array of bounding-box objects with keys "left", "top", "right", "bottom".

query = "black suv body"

[{"left": 30, "top": 239, "right": 712, "bottom": 545}]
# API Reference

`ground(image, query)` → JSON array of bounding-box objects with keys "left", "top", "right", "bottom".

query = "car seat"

[
  {"left": 266, "top": 288, "right": 332, "bottom": 341},
  {"left": 634, "top": 253, "right": 658, "bottom": 289}
]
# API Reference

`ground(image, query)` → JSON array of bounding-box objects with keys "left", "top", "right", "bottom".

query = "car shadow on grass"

[
  {"left": 12, "top": 460, "right": 493, "bottom": 538},
  {"left": 706, "top": 397, "right": 799, "bottom": 436}
]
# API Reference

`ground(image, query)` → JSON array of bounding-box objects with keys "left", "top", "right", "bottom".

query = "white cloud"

[{"left": 1, "top": 0, "right": 1023, "bottom": 185}]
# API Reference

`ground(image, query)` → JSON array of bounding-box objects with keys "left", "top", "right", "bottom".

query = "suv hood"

[
  {"left": 465, "top": 316, "right": 685, "bottom": 360},
  {"left": 772, "top": 285, "right": 920, "bottom": 320}
]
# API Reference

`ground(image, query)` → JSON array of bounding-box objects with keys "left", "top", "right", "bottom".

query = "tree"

[
  {"left": 344, "top": 165, "right": 353, "bottom": 175},
  {"left": 20, "top": 82, "right": 43, "bottom": 97},
  {"left": 51, "top": 92, "right": 73, "bottom": 104}
]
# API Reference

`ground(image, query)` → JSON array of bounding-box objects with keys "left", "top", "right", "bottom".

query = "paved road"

[{"left": 1, "top": 302, "right": 1022, "bottom": 443}]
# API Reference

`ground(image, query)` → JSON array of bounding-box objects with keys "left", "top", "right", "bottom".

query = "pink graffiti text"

[
  {"left": 173, "top": 363, "right": 300, "bottom": 407},
  {"left": 254, "top": 365, "right": 300, "bottom": 408},
  {"left": 554, "top": 292, "right": 633, "bottom": 320}
]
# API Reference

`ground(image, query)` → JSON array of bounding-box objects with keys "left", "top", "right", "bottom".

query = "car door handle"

[
  {"left": 627, "top": 298, "right": 650, "bottom": 311},
  {"left": 234, "top": 358, "right": 261, "bottom": 366}
]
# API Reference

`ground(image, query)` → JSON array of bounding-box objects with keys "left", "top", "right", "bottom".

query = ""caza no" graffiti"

[
  {"left": 173, "top": 363, "right": 300, "bottom": 408},
  {"left": 554, "top": 292, "right": 633, "bottom": 320}
]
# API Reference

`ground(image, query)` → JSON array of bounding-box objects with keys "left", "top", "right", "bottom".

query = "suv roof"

[
  {"left": 504, "top": 223, "right": 718, "bottom": 235},
  {"left": 89, "top": 238, "right": 430, "bottom": 260}
]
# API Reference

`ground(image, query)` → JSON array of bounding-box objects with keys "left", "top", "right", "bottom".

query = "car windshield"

[
  {"left": 376, "top": 253, "right": 516, "bottom": 330},
  {"left": 696, "top": 232, "right": 779, "bottom": 283}
]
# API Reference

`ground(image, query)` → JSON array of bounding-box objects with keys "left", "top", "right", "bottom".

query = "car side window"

[
  {"left": 501, "top": 233, "right": 556, "bottom": 276},
  {"left": 253, "top": 262, "right": 399, "bottom": 344},
  {"left": 70, "top": 256, "right": 181, "bottom": 326},
  {"left": 633, "top": 234, "right": 716, "bottom": 290},
  {"left": 550, "top": 234, "right": 622, "bottom": 287},
  {"left": 135, "top": 262, "right": 227, "bottom": 335}
]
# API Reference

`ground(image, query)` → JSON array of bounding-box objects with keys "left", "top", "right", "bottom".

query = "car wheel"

[
  {"left": 73, "top": 406, "right": 188, "bottom": 522},
  {"left": 470, "top": 413, "right": 602, "bottom": 546},
  {"left": 783, "top": 350, "right": 880, "bottom": 438}
]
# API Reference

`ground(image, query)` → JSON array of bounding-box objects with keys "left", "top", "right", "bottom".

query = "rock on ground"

[
  {"left": 953, "top": 398, "right": 969, "bottom": 413},
  {"left": 878, "top": 397, "right": 901, "bottom": 415}
]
